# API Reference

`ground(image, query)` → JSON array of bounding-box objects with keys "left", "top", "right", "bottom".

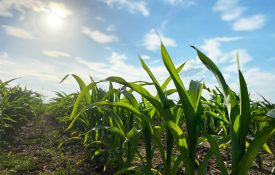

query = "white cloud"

[
  {"left": 47, "top": 2, "right": 72, "bottom": 18},
  {"left": 42, "top": 50, "right": 71, "bottom": 58},
  {"left": 213, "top": 0, "right": 265, "bottom": 31},
  {"left": 244, "top": 68, "right": 275, "bottom": 102},
  {"left": 223, "top": 49, "right": 252, "bottom": 73},
  {"left": 140, "top": 55, "right": 151, "bottom": 60},
  {"left": 149, "top": 59, "right": 160, "bottom": 64},
  {"left": 232, "top": 14, "right": 266, "bottom": 31},
  {"left": 213, "top": 0, "right": 244, "bottom": 21},
  {"left": 198, "top": 36, "right": 275, "bottom": 102},
  {"left": 164, "top": 0, "right": 196, "bottom": 7},
  {"left": 143, "top": 29, "right": 177, "bottom": 51},
  {"left": 95, "top": 16, "right": 105, "bottom": 22},
  {"left": 101, "top": 0, "right": 149, "bottom": 16},
  {"left": 0, "top": 53, "right": 66, "bottom": 97},
  {"left": 82, "top": 26, "right": 118, "bottom": 44},
  {"left": 0, "top": 52, "right": 9, "bottom": 58},
  {"left": 2, "top": 25, "right": 36, "bottom": 39},
  {"left": 201, "top": 36, "right": 242, "bottom": 63},
  {"left": 0, "top": 0, "right": 72, "bottom": 18},
  {"left": 106, "top": 25, "right": 116, "bottom": 32},
  {"left": 0, "top": 49, "right": 207, "bottom": 101},
  {"left": 5, "top": 48, "right": 272, "bottom": 102},
  {"left": 200, "top": 36, "right": 253, "bottom": 80}
]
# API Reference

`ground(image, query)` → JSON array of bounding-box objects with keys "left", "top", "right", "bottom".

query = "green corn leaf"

[
  {"left": 206, "top": 134, "right": 228, "bottom": 175},
  {"left": 108, "top": 126, "right": 125, "bottom": 138},
  {"left": 168, "top": 121, "right": 193, "bottom": 175},
  {"left": 192, "top": 46, "right": 243, "bottom": 173},
  {"left": 104, "top": 76, "right": 162, "bottom": 110},
  {"left": 197, "top": 149, "right": 214, "bottom": 175},
  {"left": 126, "top": 127, "right": 141, "bottom": 140},
  {"left": 206, "top": 111, "right": 230, "bottom": 125},
  {"left": 71, "top": 74, "right": 92, "bottom": 103},
  {"left": 188, "top": 80, "right": 203, "bottom": 112},
  {"left": 4, "top": 77, "right": 21, "bottom": 85},
  {"left": 191, "top": 46, "right": 230, "bottom": 103},
  {"left": 162, "top": 43, "right": 197, "bottom": 173},
  {"left": 238, "top": 63, "right": 251, "bottom": 162},
  {"left": 69, "top": 82, "right": 97, "bottom": 120},
  {"left": 59, "top": 74, "right": 69, "bottom": 84},
  {"left": 262, "top": 143, "right": 272, "bottom": 154},
  {"left": 160, "top": 62, "right": 186, "bottom": 91},
  {"left": 237, "top": 124, "right": 275, "bottom": 174},
  {"left": 95, "top": 101, "right": 153, "bottom": 133}
]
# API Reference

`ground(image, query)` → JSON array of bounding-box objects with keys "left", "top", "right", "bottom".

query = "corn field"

[
  {"left": 1, "top": 44, "right": 275, "bottom": 174},
  {"left": 0, "top": 79, "right": 44, "bottom": 142},
  {"left": 47, "top": 44, "right": 275, "bottom": 175}
]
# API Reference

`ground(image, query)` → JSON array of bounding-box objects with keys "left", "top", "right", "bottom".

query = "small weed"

[{"left": 0, "top": 152, "right": 35, "bottom": 173}]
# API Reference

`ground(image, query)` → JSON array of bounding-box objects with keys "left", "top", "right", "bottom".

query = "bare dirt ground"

[
  {"left": 0, "top": 116, "right": 274, "bottom": 175},
  {"left": 0, "top": 116, "right": 103, "bottom": 175}
]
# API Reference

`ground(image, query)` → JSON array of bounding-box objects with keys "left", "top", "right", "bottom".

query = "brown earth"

[
  {"left": 0, "top": 116, "right": 103, "bottom": 175},
  {"left": 0, "top": 116, "right": 274, "bottom": 175}
]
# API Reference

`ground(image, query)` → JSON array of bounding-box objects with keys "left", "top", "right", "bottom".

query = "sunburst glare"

[{"left": 43, "top": 3, "right": 70, "bottom": 32}]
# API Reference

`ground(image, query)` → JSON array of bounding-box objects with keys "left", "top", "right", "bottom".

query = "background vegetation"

[{"left": 1, "top": 44, "right": 274, "bottom": 175}]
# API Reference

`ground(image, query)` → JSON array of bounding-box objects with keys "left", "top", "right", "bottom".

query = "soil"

[
  {"left": 0, "top": 116, "right": 103, "bottom": 175},
  {"left": 0, "top": 116, "right": 274, "bottom": 175}
]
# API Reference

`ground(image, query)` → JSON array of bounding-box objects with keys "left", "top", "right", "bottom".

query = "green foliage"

[
  {"left": 49, "top": 44, "right": 274, "bottom": 175},
  {"left": 0, "top": 152, "right": 35, "bottom": 173},
  {"left": 0, "top": 79, "right": 44, "bottom": 140}
]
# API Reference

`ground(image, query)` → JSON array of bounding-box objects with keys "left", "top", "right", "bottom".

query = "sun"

[
  {"left": 44, "top": 3, "right": 69, "bottom": 32},
  {"left": 45, "top": 13, "right": 63, "bottom": 31}
]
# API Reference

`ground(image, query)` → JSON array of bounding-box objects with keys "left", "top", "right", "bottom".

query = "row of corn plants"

[
  {"left": 0, "top": 79, "right": 44, "bottom": 142},
  {"left": 51, "top": 44, "right": 275, "bottom": 174}
]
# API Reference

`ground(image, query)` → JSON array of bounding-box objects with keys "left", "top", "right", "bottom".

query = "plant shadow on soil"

[{"left": 0, "top": 116, "right": 274, "bottom": 175}]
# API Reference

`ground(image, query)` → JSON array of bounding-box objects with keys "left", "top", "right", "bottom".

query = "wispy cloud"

[
  {"left": 213, "top": 0, "right": 266, "bottom": 31},
  {"left": 213, "top": 0, "right": 244, "bottom": 21},
  {"left": 201, "top": 36, "right": 242, "bottom": 63},
  {"left": 164, "top": 0, "right": 196, "bottom": 7},
  {"left": 140, "top": 55, "right": 160, "bottom": 64},
  {"left": 47, "top": 2, "right": 72, "bottom": 18},
  {"left": 149, "top": 59, "right": 160, "bottom": 64},
  {"left": 0, "top": 53, "right": 65, "bottom": 97},
  {"left": 232, "top": 14, "right": 266, "bottom": 31},
  {"left": 142, "top": 29, "right": 177, "bottom": 51},
  {"left": 2, "top": 25, "right": 36, "bottom": 39},
  {"left": 106, "top": 25, "right": 116, "bottom": 32},
  {"left": 198, "top": 36, "right": 275, "bottom": 102},
  {"left": 244, "top": 68, "right": 275, "bottom": 102},
  {"left": 0, "top": 52, "right": 9, "bottom": 58},
  {"left": 0, "top": 0, "right": 72, "bottom": 18},
  {"left": 223, "top": 49, "right": 253, "bottom": 73},
  {"left": 200, "top": 36, "right": 253, "bottom": 78},
  {"left": 101, "top": 0, "right": 150, "bottom": 16},
  {"left": 42, "top": 50, "right": 71, "bottom": 58},
  {"left": 95, "top": 16, "right": 105, "bottom": 22},
  {"left": 0, "top": 49, "right": 205, "bottom": 100},
  {"left": 82, "top": 26, "right": 118, "bottom": 44},
  {"left": 140, "top": 55, "right": 151, "bottom": 60}
]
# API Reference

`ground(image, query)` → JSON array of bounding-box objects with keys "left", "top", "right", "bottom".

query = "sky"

[{"left": 0, "top": 0, "right": 274, "bottom": 102}]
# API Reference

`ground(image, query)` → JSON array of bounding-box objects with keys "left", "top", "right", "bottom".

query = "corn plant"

[
  {"left": 58, "top": 43, "right": 275, "bottom": 175},
  {"left": 192, "top": 46, "right": 275, "bottom": 175},
  {"left": 0, "top": 79, "right": 43, "bottom": 141}
]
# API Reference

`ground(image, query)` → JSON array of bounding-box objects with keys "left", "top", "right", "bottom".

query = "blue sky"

[{"left": 0, "top": 0, "right": 274, "bottom": 102}]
